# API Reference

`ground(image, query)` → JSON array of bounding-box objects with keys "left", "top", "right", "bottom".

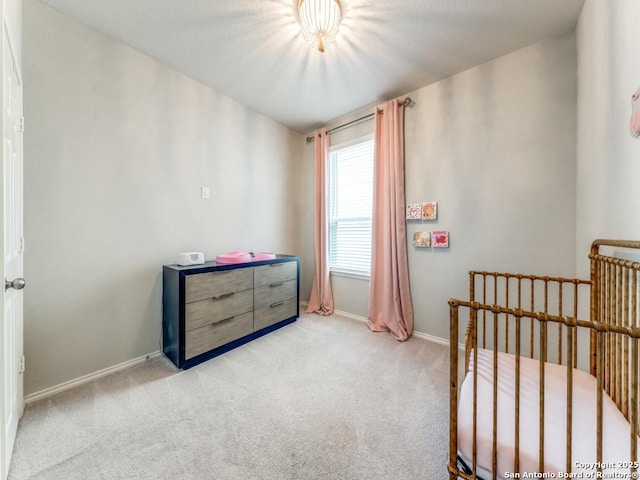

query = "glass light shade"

[{"left": 298, "top": 0, "right": 342, "bottom": 53}]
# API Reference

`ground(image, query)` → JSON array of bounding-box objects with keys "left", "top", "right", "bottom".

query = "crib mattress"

[{"left": 458, "top": 348, "right": 638, "bottom": 477}]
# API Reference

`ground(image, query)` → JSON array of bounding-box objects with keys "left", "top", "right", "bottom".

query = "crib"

[{"left": 448, "top": 239, "right": 640, "bottom": 479}]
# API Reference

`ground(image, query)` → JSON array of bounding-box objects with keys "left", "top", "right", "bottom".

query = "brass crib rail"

[{"left": 448, "top": 239, "right": 640, "bottom": 480}]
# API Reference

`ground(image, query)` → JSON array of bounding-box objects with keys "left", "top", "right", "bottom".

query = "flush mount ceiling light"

[{"left": 298, "top": 0, "right": 342, "bottom": 53}]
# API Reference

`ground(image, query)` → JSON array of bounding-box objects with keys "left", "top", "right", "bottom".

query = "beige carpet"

[{"left": 9, "top": 312, "right": 450, "bottom": 480}]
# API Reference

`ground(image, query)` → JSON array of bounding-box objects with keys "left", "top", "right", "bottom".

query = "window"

[{"left": 329, "top": 135, "right": 374, "bottom": 277}]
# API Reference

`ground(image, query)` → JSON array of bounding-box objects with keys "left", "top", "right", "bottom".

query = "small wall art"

[
  {"left": 412, "top": 231, "right": 431, "bottom": 247},
  {"left": 631, "top": 86, "right": 640, "bottom": 138},
  {"left": 432, "top": 230, "right": 449, "bottom": 248},
  {"left": 422, "top": 201, "right": 437, "bottom": 220},
  {"left": 406, "top": 203, "right": 422, "bottom": 220}
]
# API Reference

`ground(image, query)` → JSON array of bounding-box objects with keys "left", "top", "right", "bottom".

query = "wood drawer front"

[
  {"left": 185, "top": 267, "right": 253, "bottom": 303},
  {"left": 254, "top": 279, "right": 296, "bottom": 310},
  {"left": 185, "top": 289, "right": 253, "bottom": 331},
  {"left": 185, "top": 312, "right": 253, "bottom": 360},
  {"left": 254, "top": 262, "right": 297, "bottom": 288},
  {"left": 254, "top": 298, "right": 297, "bottom": 331}
]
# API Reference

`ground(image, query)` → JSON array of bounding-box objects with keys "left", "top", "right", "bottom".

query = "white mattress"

[{"left": 458, "top": 348, "right": 639, "bottom": 477}]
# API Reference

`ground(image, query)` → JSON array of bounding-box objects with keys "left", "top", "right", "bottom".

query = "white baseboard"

[
  {"left": 333, "top": 308, "right": 368, "bottom": 324},
  {"left": 301, "top": 302, "right": 465, "bottom": 351},
  {"left": 25, "top": 351, "right": 163, "bottom": 405},
  {"left": 26, "top": 303, "right": 465, "bottom": 404}
]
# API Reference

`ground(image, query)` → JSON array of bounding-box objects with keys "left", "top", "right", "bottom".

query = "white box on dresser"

[{"left": 162, "top": 255, "right": 299, "bottom": 369}]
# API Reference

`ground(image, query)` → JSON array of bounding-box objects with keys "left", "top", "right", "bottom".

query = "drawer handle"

[
  {"left": 270, "top": 282, "right": 284, "bottom": 288},
  {"left": 269, "top": 263, "right": 284, "bottom": 268},
  {"left": 270, "top": 300, "right": 287, "bottom": 308},
  {"left": 211, "top": 270, "right": 232, "bottom": 275},
  {"left": 212, "top": 316, "right": 235, "bottom": 326},
  {"left": 211, "top": 292, "right": 234, "bottom": 301}
]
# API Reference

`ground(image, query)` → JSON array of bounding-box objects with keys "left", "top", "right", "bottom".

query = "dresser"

[{"left": 162, "top": 255, "right": 299, "bottom": 369}]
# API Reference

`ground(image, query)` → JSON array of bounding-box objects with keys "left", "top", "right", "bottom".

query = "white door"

[{"left": 1, "top": 11, "right": 23, "bottom": 479}]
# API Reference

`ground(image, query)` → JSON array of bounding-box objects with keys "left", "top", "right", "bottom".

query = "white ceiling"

[{"left": 37, "top": 0, "right": 585, "bottom": 133}]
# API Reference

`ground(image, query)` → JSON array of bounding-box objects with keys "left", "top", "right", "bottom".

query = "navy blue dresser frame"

[{"left": 162, "top": 255, "right": 299, "bottom": 369}]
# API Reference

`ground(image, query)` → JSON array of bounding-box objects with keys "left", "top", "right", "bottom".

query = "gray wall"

[
  {"left": 301, "top": 31, "right": 578, "bottom": 341},
  {"left": 576, "top": 0, "right": 640, "bottom": 276},
  {"left": 23, "top": 0, "right": 303, "bottom": 395},
  {"left": 22, "top": 0, "right": 586, "bottom": 394}
]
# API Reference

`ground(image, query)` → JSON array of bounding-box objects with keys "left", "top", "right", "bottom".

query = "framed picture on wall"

[
  {"left": 432, "top": 230, "right": 449, "bottom": 248},
  {"left": 422, "top": 201, "right": 437, "bottom": 220},
  {"left": 413, "top": 231, "right": 431, "bottom": 247},
  {"left": 406, "top": 203, "right": 422, "bottom": 220}
]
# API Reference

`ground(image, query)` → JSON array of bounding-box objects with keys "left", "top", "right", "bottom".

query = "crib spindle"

[
  {"left": 517, "top": 275, "right": 522, "bottom": 311},
  {"left": 472, "top": 305, "right": 479, "bottom": 478},
  {"left": 538, "top": 315, "right": 547, "bottom": 473},
  {"left": 483, "top": 274, "right": 487, "bottom": 349},
  {"left": 531, "top": 280, "right": 535, "bottom": 359},
  {"left": 558, "top": 283, "right": 563, "bottom": 365},
  {"left": 623, "top": 266, "right": 630, "bottom": 418},
  {"left": 607, "top": 266, "right": 612, "bottom": 399},
  {"left": 492, "top": 307, "right": 499, "bottom": 480},
  {"left": 632, "top": 336, "right": 638, "bottom": 474},
  {"left": 590, "top": 248, "right": 600, "bottom": 376},
  {"left": 573, "top": 281, "right": 579, "bottom": 368},
  {"left": 515, "top": 313, "right": 521, "bottom": 474},
  {"left": 505, "top": 277, "right": 510, "bottom": 354},
  {"left": 448, "top": 300, "right": 460, "bottom": 480},
  {"left": 616, "top": 264, "right": 622, "bottom": 411},
  {"left": 544, "top": 278, "right": 549, "bottom": 314},
  {"left": 566, "top": 318, "right": 574, "bottom": 473},
  {"left": 596, "top": 329, "right": 604, "bottom": 474},
  {"left": 631, "top": 272, "right": 640, "bottom": 454},
  {"left": 609, "top": 263, "right": 615, "bottom": 396}
]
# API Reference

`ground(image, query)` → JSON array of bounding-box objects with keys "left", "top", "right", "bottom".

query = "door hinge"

[
  {"left": 19, "top": 355, "right": 25, "bottom": 374},
  {"left": 18, "top": 116, "right": 24, "bottom": 134},
  {"left": 19, "top": 236, "right": 24, "bottom": 253}
]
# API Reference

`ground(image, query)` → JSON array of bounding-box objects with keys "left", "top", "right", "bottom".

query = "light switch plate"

[{"left": 201, "top": 186, "right": 210, "bottom": 199}]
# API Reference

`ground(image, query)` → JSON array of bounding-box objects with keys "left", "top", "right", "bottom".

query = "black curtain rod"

[{"left": 305, "top": 96, "right": 415, "bottom": 143}]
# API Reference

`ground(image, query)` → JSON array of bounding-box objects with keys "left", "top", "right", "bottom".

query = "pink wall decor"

[
  {"left": 406, "top": 203, "right": 422, "bottom": 220},
  {"left": 432, "top": 230, "right": 449, "bottom": 248},
  {"left": 631, "top": 87, "right": 640, "bottom": 138},
  {"left": 413, "top": 231, "right": 431, "bottom": 247},
  {"left": 422, "top": 201, "right": 437, "bottom": 220}
]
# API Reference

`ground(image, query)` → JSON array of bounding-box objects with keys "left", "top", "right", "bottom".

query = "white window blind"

[{"left": 329, "top": 136, "right": 374, "bottom": 276}]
